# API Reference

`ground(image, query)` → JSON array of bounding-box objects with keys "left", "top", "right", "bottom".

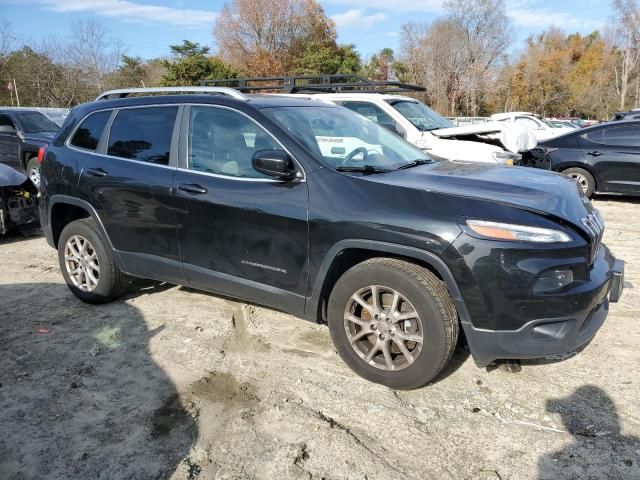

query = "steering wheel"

[{"left": 340, "top": 147, "right": 369, "bottom": 166}]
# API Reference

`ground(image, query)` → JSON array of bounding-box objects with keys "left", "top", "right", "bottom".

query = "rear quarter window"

[{"left": 70, "top": 111, "right": 111, "bottom": 151}]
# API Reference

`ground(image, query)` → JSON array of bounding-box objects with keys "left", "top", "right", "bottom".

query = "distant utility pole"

[{"left": 13, "top": 79, "right": 20, "bottom": 107}]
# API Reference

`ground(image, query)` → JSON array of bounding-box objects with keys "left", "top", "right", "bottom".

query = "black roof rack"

[{"left": 201, "top": 74, "right": 425, "bottom": 94}]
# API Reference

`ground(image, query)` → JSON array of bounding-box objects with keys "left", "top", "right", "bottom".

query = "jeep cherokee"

[{"left": 38, "top": 87, "right": 624, "bottom": 389}]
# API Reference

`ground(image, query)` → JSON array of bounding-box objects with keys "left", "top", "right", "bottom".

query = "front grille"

[{"left": 581, "top": 209, "right": 604, "bottom": 264}]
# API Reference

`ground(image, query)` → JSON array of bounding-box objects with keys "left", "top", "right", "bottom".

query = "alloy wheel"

[
  {"left": 567, "top": 172, "right": 589, "bottom": 194},
  {"left": 28, "top": 166, "right": 40, "bottom": 187},
  {"left": 64, "top": 235, "right": 100, "bottom": 292},
  {"left": 344, "top": 285, "right": 424, "bottom": 371}
]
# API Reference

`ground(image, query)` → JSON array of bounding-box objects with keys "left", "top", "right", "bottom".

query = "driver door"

[{"left": 172, "top": 105, "right": 309, "bottom": 314}]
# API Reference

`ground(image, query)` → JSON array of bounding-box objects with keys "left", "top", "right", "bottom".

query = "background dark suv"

[
  {"left": 0, "top": 109, "right": 60, "bottom": 186},
  {"left": 39, "top": 87, "right": 623, "bottom": 389}
]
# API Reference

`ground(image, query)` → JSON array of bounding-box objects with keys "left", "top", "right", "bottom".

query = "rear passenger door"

[
  {"left": 580, "top": 124, "right": 640, "bottom": 194},
  {"left": 76, "top": 105, "right": 184, "bottom": 283},
  {"left": 172, "top": 105, "right": 309, "bottom": 314}
]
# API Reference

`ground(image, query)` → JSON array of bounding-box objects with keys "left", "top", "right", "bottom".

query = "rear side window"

[
  {"left": 107, "top": 107, "right": 178, "bottom": 165},
  {"left": 70, "top": 111, "right": 111, "bottom": 151}
]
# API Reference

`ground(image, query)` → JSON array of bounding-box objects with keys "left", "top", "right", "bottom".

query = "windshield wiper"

[
  {"left": 396, "top": 159, "right": 434, "bottom": 170},
  {"left": 336, "top": 165, "right": 392, "bottom": 174}
]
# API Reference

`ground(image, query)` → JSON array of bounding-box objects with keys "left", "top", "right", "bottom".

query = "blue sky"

[{"left": 0, "top": 0, "right": 613, "bottom": 60}]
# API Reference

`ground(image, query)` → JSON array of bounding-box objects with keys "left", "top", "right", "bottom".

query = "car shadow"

[
  {"left": 593, "top": 194, "right": 640, "bottom": 204},
  {"left": 537, "top": 385, "right": 640, "bottom": 479},
  {"left": 0, "top": 282, "right": 197, "bottom": 479},
  {"left": 0, "top": 226, "right": 43, "bottom": 245}
]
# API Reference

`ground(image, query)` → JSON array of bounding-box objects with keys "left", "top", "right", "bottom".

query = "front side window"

[
  {"left": 515, "top": 117, "right": 541, "bottom": 130},
  {"left": 262, "top": 106, "right": 431, "bottom": 171},
  {"left": 340, "top": 101, "right": 400, "bottom": 134},
  {"left": 386, "top": 100, "right": 453, "bottom": 131},
  {"left": 107, "top": 107, "right": 178, "bottom": 165},
  {"left": 188, "top": 106, "right": 280, "bottom": 178},
  {"left": 70, "top": 111, "right": 111, "bottom": 151}
]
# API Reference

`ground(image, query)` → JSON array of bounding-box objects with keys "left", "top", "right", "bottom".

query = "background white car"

[
  {"left": 490, "top": 112, "right": 574, "bottom": 141},
  {"left": 289, "top": 93, "right": 536, "bottom": 165}
]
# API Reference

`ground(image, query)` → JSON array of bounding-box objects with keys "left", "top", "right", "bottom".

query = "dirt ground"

[{"left": 1, "top": 196, "right": 639, "bottom": 480}]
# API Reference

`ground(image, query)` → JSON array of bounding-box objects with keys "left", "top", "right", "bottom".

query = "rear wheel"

[
  {"left": 58, "top": 218, "right": 128, "bottom": 304},
  {"left": 328, "top": 258, "right": 459, "bottom": 389},
  {"left": 562, "top": 167, "right": 595, "bottom": 198}
]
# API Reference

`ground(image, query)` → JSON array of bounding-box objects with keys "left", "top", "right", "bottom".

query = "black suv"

[
  {"left": 0, "top": 109, "right": 61, "bottom": 186},
  {"left": 39, "top": 87, "right": 624, "bottom": 389}
]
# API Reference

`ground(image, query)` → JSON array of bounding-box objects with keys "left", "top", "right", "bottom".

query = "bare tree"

[
  {"left": 611, "top": 0, "right": 640, "bottom": 110},
  {"left": 444, "top": 0, "right": 511, "bottom": 115},
  {"left": 399, "top": 0, "right": 510, "bottom": 115},
  {"left": 66, "top": 20, "right": 124, "bottom": 94}
]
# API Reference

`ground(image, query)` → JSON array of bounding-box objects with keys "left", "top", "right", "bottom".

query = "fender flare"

[
  {"left": 48, "top": 195, "right": 124, "bottom": 268},
  {"left": 304, "top": 239, "right": 472, "bottom": 326}
]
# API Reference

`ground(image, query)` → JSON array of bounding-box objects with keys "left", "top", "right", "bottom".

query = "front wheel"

[
  {"left": 58, "top": 218, "right": 128, "bottom": 304},
  {"left": 328, "top": 258, "right": 459, "bottom": 390}
]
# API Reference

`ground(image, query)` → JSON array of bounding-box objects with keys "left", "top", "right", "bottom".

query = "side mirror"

[
  {"left": 252, "top": 149, "right": 296, "bottom": 180},
  {"left": 0, "top": 125, "right": 17, "bottom": 134}
]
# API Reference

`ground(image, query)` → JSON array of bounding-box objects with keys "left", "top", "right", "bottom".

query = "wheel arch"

[
  {"left": 305, "top": 240, "right": 471, "bottom": 326},
  {"left": 48, "top": 196, "right": 121, "bottom": 267}
]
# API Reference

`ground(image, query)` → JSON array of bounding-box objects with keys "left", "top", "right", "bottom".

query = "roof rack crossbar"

[
  {"left": 95, "top": 86, "right": 249, "bottom": 101},
  {"left": 201, "top": 75, "right": 425, "bottom": 94}
]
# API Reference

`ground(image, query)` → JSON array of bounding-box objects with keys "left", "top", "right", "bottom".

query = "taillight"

[{"left": 37, "top": 146, "right": 46, "bottom": 164}]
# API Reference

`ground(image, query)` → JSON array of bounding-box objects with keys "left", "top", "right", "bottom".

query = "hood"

[
  {"left": 21, "top": 131, "right": 56, "bottom": 143},
  {"left": 368, "top": 161, "right": 592, "bottom": 227},
  {"left": 431, "top": 121, "right": 537, "bottom": 153},
  {"left": 0, "top": 163, "right": 29, "bottom": 187}
]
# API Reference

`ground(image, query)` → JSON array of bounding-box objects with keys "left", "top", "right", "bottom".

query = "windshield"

[
  {"left": 386, "top": 100, "right": 453, "bottom": 131},
  {"left": 262, "top": 106, "right": 431, "bottom": 171},
  {"left": 15, "top": 111, "right": 60, "bottom": 133}
]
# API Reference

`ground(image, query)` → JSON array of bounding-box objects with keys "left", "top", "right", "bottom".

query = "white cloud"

[
  {"left": 38, "top": 0, "right": 217, "bottom": 28},
  {"left": 325, "top": 0, "right": 444, "bottom": 13},
  {"left": 331, "top": 9, "right": 387, "bottom": 29},
  {"left": 506, "top": 0, "right": 603, "bottom": 31}
]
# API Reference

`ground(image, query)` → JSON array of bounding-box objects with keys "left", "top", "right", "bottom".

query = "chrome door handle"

[
  {"left": 177, "top": 183, "right": 208, "bottom": 194},
  {"left": 86, "top": 167, "right": 108, "bottom": 177},
  {"left": 587, "top": 151, "right": 602, "bottom": 157}
]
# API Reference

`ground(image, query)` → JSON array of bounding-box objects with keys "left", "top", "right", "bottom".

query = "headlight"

[
  {"left": 466, "top": 220, "right": 572, "bottom": 243},
  {"left": 492, "top": 151, "right": 522, "bottom": 166}
]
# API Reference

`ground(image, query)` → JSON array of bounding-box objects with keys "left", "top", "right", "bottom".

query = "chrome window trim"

[
  {"left": 183, "top": 103, "right": 306, "bottom": 183},
  {"left": 65, "top": 104, "right": 180, "bottom": 169}
]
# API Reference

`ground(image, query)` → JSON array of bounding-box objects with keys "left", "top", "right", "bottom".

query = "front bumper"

[{"left": 464, "top": 258, "right": 624, "bottom": 367}]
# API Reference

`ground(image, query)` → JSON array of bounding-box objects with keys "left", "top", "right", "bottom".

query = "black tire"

[
  {"left": 26, "top": 157, "right": 40, "bottom": 187},
  {"left": 562, "top": 167, "right": 595, "bottom": 198},
  {"left": 57, "top": 218, "right": 128, "bottom": 304},
  {"left": 328, "top": 258, "right": 459, "bottom": 390}
]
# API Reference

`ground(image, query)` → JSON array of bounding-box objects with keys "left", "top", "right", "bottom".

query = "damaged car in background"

[
  {"left": 0, "top": 163, "right": 38, "bottom": 235},
  {"left": 202, "top": 75, "right": 537, "bottom": 165}
]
